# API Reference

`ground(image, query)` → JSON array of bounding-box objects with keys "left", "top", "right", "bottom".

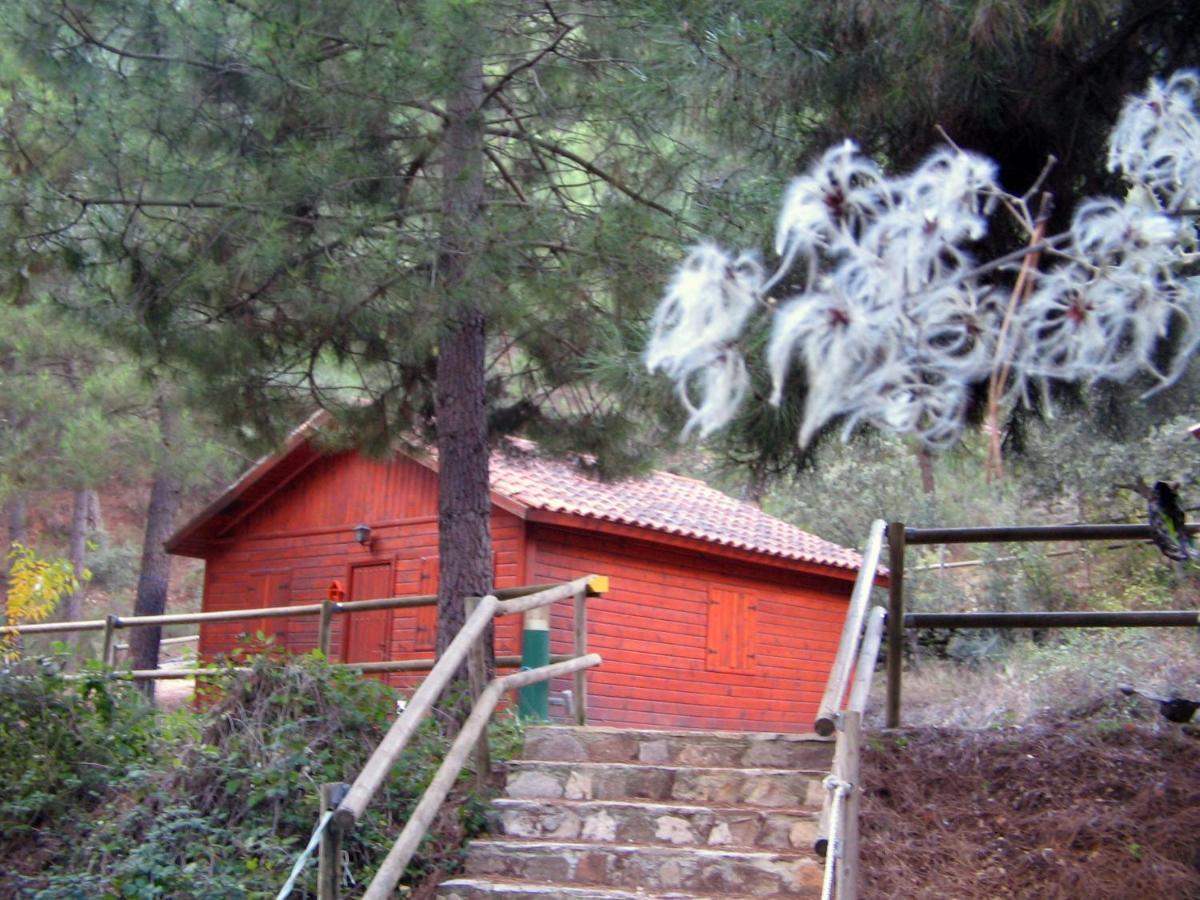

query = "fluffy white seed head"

[{"left": 649, "top": 69, "right": 1200, "bottom": 451}]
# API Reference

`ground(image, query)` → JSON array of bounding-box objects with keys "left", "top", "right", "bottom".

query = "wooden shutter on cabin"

[
  {"left": 414, "top": 557, "right": 438, "bottom": 651},
  {"left": 705, "top": 586, "right": 758, "bottom": 673}
]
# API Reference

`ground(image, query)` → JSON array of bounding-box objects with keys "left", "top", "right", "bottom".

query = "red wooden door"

[{"left": 344, "top": 563, "right": 394, "bottom": 665}]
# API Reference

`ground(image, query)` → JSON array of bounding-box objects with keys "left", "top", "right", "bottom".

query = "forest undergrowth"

[{"left": 0, "top": 650, "right": 518, "bottom": 899}]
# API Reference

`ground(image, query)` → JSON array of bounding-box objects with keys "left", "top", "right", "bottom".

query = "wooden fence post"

[
  {"left": 886, "top": 522, "right": 906, "bottom": 728},
  {"left": 102, "top": 615, "right": 119, "bottom": 668},
  {"left": 318, "top": 782, "right": 349, "bottom": 900},
  {"left": 837, "top": 711, "right": 862, "bottom": 900},
  {"left": 318, "top": 599, "right": 336, "bottom": 657},
  {"left": 573, "top": 586, "right": 587, "bottom": 725}
]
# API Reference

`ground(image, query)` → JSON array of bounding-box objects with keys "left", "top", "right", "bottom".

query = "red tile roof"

[
  {"left": 489, "top": 440, "right": 863, "bottom": 572},
  {"left": 168, "top": 413, "right": 863, "bottom": 573}
]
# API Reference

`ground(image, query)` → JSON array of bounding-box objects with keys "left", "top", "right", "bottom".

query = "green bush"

[
  {"left": 3, "top": 651, "right": 518, "bottom": 899},
  {"left": 0, "top": 657, "right": 156, "bottom": 837}
]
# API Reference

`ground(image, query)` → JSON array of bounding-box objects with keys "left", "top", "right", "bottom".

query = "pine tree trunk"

[
  {"left": 129, "top": 390, "right": 182, "bottom": 696},
  {"left": 7, "top": 496, "right": 27, "bottom": 548},
  {"left": 64, "top": 488, "right": 88, "bottom": 622},
  {"left": 915, "top": 446, "right": 936, "bottom": 496},
  {"left": 434, "top": 36, "right": 493, "bottom": 702}
]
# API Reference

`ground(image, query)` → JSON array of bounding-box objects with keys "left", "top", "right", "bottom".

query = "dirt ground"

[
  {"left": 858, "top": 719, "right": 1200, "bottom": 899},
  {"left": 153, "top": 678, "right": 195, "bottom": 711}
]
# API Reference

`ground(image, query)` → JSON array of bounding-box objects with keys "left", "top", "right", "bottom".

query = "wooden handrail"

[
  {"left": 332, "top": 574, "right": 604, "bottom": 836},
  {"left": 847, "top": 605, "right": 886, "bottom": 716},
  {"left": 361, "top": 653, "right": 603, "bottom": 900},
  {"left": 815, "top": 519, "right": 886, "bottom": 736},
  {"left": 333, "top": 593, "right": 501, "bottom": 834},
  {"left": 69, "top": 654, "right": 573, "bottom": 681}
]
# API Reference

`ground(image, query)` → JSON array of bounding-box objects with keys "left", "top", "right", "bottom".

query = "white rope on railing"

[
  {"left": 820, "top": 775, "right": 852, "bottom": 900},
  {"left": 275, "top": 810, "right": 334, "bottom": 900}
]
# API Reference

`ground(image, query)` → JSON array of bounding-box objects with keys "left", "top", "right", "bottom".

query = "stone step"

[
  {"left": 461, "top": 839, "right": 822, "bottom": 896},
  {"left": 523, "top": 726, "right": 833, "bottom": 770},
  {"left": 491, "top": 797, "right": 819, "bottom": 851},
  {"left": 505, "top": 761, "right": 826, "bottom": 809},
  {"left": 438, "top": 876, "right": 760, "bottom": 898}
]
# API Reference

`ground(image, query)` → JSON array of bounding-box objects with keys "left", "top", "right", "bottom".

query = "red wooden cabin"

[{"left": 167, "top": 420, "right": 868, "bottom": 732}]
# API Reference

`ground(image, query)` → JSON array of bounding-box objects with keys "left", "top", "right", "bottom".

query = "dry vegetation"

[{"left": 858, "top": 630, "right": 1200, "bottom": 898}]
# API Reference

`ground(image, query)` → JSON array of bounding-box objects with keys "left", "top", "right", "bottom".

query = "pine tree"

[{"left": 0, "top": 2, "right": 702, "bottom": 680}]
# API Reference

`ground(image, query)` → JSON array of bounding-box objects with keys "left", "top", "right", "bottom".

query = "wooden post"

[
  {"left": 573, "top": 586, "right": 587, "bottom": 725},
  {"left": 837, "top": 711, "right": 862, "bottom": 900},
  {"left": 101, "top": 615, "right": 119, "bottom": 668},
  {"left": 886, "top": 522, "right": 906, "bottom": 728},
  {"left": 465, "top": 596, "right": 491, "bottom": 790},
  {"left": 318, "top": 782, "right": 348, "bottom": 900},
  {"left": 318, "top": 599, "right": 336, "bottom": 657}
]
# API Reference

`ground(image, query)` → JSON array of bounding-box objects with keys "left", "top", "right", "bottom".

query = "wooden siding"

[
  {"left": 233, "top": 451, "right": 441, "bottom": 539},
  {"left": 198, "top": 452, "right": 525, "bottom": 684},
  {"left": 194, "top": 447, "right": 856, "bottom": 734},
  {"left": 530, "top": 525, "right": 850, "bottom": 733}
]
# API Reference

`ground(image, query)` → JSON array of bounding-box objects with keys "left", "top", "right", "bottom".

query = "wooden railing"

[
  {"left": 814, "top": 519, "right": 886, "bottom": 737},
  {"left": 0, "top": 581, "right": 593, "bottom": 691},
  {"left": 817, "top": 516, "right": 1200, "bottom": 899},
  {"left": 323, "top": 575, "right": 606, "bottom": 900},
  {"left": 813, "top": 519, "right": 887, "bottom": 900}
]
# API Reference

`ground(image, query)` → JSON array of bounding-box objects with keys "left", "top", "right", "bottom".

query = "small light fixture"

[{"left": 353, "top": 523, "right": 372, "bottom": 546}]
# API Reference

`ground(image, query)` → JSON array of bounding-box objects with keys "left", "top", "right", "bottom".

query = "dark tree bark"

[
  {"left": 434, "top": 38, "right": 494, "bottom": 697},
  {"left": 915, "top": 446, "right": 936, "bottom": 497},
  {"left": 64, "top": 488, "right": 89, "bottom": 622},
  {"left": 129, "top": 388, "right": 182, "bottom": 696},
  {"left": 7, "top": 496, "right": 27, "bottom": 548}
]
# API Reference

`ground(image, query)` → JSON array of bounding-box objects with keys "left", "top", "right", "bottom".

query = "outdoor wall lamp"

[{"left": 353, "top": 523, "right": 372, "bottom": 546}]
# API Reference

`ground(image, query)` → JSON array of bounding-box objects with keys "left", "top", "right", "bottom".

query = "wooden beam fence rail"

[
  {"left": 66, "top": 654, "right": 576, "bottom": 682},
  {"left": 2, "top": 578, "right": 597, "bottom": 663},
  {"left": 905, "top": 610, "right": 1200, "bottom": 629},
  {"left": 886, "top": 519, "right": 1200, "bottom": 728},
  {"left": 814, "top": 519, "right": 886, "bottom": 737},
  {"left": 904, "top": 522, "right": 1200, "bottom": 545}
]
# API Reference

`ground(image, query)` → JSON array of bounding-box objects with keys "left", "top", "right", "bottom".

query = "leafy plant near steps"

[
  {"left": 1, "top": 650, "right": 520, "bottom": 899},
  {"left": 0, "top": 657, "right": 154, "bottom": 834}
]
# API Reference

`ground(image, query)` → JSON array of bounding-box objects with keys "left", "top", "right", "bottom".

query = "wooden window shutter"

[
  {"left": 415, "top": 557, "right": 438, "bottom": 651},
  {"left": 705, "top": 586, "right": 758, "bottom": 673}
]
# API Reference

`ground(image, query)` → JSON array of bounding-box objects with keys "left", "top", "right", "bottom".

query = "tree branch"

[
  {"left": 477, "top": 24, "right": 574, "bottom": 112},
  {"left": 57, "top": 4, "right": 230, "bottom": 73},
  {"left": 485, "top": 126, "right": 677, "bottom": 220}
]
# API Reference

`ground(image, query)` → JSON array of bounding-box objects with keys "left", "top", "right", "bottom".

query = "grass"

[{"left": 866, "top": 627, "right": 1200, "bottom": 729}]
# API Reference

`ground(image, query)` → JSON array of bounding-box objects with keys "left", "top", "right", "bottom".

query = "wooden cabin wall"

[
  {"left": 198, "top": 452, "right": 525, "bottom": 684},
  {"left": 529, "top": 524, "right": 852, "bottom": 733}
]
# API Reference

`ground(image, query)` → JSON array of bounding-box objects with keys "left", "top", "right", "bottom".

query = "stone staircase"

[{"left": 439, "top": 725, "right": 834, "bottom": 898}]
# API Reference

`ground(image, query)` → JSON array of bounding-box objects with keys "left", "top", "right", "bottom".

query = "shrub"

[
  {"left": 0, "top": 657, "right": 156, "bottom": 840},
  {"left": 7, "top": 650, "right": 515, "bottom": 899}
]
